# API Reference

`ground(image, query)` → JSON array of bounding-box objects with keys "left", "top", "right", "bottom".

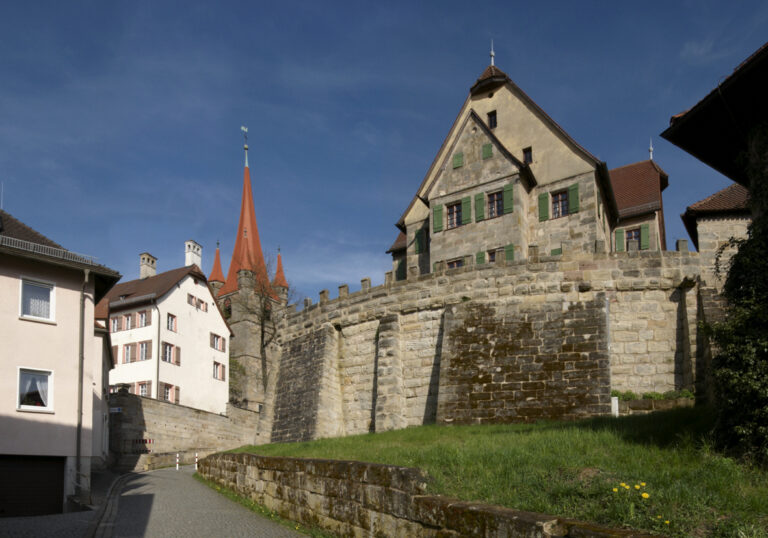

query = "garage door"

[{"left": 0, "top": 455, "right": 65, "bottom": 517}]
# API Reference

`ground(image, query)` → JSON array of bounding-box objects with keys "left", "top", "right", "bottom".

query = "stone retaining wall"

[
  {"left": 109, "top": 393, "right": 260, "bottom": 470},
  {"left": 199, "top": 452, "right": 654, "bottom": 537}
]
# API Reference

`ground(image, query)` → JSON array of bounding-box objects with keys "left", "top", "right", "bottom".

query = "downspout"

[
  {"left": 154, "top": 300, "right": 161, "bottom": 398},
  {"left": 76, "top": 268, "right": 90, "bottom": 501}
]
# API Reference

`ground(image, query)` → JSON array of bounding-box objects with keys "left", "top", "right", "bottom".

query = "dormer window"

[{"left": 487, "top": 111, "right": 497, "bottom": 129}]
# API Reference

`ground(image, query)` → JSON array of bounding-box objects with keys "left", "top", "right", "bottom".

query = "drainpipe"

[
  {"left": 154, "top": 300, "right": 161, "bottom": 398},
  {"left": 76, "top": 268, "right": 90, "bottom": 501}
]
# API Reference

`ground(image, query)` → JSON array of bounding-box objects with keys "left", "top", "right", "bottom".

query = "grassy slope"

[{"left": 233, "top": 408, "right": 768, "bottom": 537}]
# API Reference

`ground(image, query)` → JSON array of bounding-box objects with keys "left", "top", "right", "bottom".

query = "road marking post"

[
  {"left": 176, "top": 453, "right": 179, "bottom": 471},
  {"left": 195, "top": 453, "right": 198, "bottom": 471}
]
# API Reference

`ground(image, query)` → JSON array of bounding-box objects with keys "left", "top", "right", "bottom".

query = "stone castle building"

[{"left": 209, "top": 60, "right": 750, "bottom": 445}]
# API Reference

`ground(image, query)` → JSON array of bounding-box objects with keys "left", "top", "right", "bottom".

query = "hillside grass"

[{"left": 233, "top": 407, "right": 768, "bottom": 537}]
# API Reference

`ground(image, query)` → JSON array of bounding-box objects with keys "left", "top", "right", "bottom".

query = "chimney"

[
  {"left": 185, "top": 240, "right": 202, "bottom": 268},
  {"left": 139, "top": 253, "right": 157, "bottom": 279}
]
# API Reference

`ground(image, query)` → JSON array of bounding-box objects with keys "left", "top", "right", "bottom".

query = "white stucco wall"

[{"left": 108, "top": 273, "right": 230, "bottom": 414}]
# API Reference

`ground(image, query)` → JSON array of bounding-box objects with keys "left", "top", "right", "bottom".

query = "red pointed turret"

[
  {"left": 273, "top": 251, "right": 289, "bottom": 289},
  {"left": 218, "top": 144, "right": 274, "bottom": 297},
  {"left": 209, "top": 243, "right": 226, "bottom": 283}
]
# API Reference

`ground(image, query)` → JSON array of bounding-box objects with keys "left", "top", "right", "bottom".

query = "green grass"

[
  {"left": 232, "top": 408, "right": 768, "bottom": 537},
  {"left": 193, "top": 473, "right": 336, "bottom": 538}
]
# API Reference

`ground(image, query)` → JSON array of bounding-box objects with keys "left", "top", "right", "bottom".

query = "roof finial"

[
  {"left": 216, "top": 240, "right": 220, "bottom": 249},
  {"left": 490, "top": 40, "right": 495, "bottom": 66},
  {"left": 649, "top": 137, "right": 654, "bottom": 160},
  {"left": 241, "top": 125, "right": 249, "bottom": 167}
]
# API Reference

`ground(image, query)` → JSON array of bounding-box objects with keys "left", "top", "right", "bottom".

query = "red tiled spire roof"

[
  {"left": 209, "top": 243, "right": 225, "bottom": 283},
  {"left": 273, "top": 251, "right": 288, "bottom": 289},
  {"left": 218, "top": 161, "right": 273, "bottom": 297}
]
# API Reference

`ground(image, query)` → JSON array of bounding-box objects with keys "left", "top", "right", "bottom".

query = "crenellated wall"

[{"left": 268, "top": 247, "right": 707, "bottom": 443}]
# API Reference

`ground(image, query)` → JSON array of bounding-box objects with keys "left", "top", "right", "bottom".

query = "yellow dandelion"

[
  {"left": 620, "top": 482, "right": 626, "bottom": 487},
  {"left": 657, "top": 515, "right": 662, "bottom": 519},
  {"left": 634, "top": 484, "right": 640, "bottom": 490},
  {"left": 641, "top": 492, "right": 650, "bottom": 499},
  {"left": 624, "top": 485, "right": 630, "bottom": 490},
  {"left": 665, "top": 521, "right": 670, "bottom": 525},
  {"left": 612, "top": 488, "right": 618, "bottom": 492},
  {"left": 641, "top": 482, "right": 646, "bottom": 486}
]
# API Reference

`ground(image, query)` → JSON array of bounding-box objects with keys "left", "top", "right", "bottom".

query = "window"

[
  {"left": 487, "top": 111, "right": 497, "bottom": 129},
  {"left": 139, "top": 383, "right": 147, "bottom": 397},
  {"left": 124, "top": 314, "right": 132, "bottom": 330},
  {"left": 626, "top": 228, "right": 640, "bottom": 243},
  {"left": 139, "top": 342, "right": 148, "bottom": 361},
  {"left": 20, "top": 279, "right": 54, "bottom": 321},
  {"left": 17, "top": 368, "right": 53, "bottom": 412},
  {"left": 111, "top": 317, "right": 119, "bottom": 333},
  {"left": 210, "top": 333, "right": 226, "bottom": 352},
  {"left": 124, "top": 344, "right": 134, "bottom": 363},
  {"left": 139, "top": 311, "right": 147, "bottom": 327},
  {"left": 187, "top": 294, "right": 195, "bottom": 306},
  {"left": 163, "top": 384, "right": 171, "bottom": 401},
  {"left": 488, "top": 250, "right": 497, "bottom": 263},
  {"left": 552, "top": 190, "right": 569, "bottom": 219},
  {"left": 213, "top": 361, "right": 226, "bottom": 381},
  {"left": 447, "top": 202, "right": 462, "bottom": 229},
  {"left": 487, "top": 191, "right": 503, "bottom": 219},
  {"left": 162, "top": 343, "right": 173, "bottom": 363},
  {"left": 167, "top": 313, "right": 176, "bottom": 332},
  {"left": 198, "top": 299, "right": 207, "bottom": 312},
  {"left": 523, "top": 147, "right": 533, "bottom": 164},
  {"left": 447, "top": 258, "right": 464, "bottom": 269}
]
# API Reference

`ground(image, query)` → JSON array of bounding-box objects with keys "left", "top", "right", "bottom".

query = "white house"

[
  {"left": 0, "top": 209, "right": 120, "bottom": 515},
  {"left": 97, "top": 241, "right": 231, "bottom": 414}
]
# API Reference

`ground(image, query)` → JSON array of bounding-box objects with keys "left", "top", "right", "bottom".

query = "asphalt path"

[{"left": 98, "top": 466, "right": 304, "bottom": 538}]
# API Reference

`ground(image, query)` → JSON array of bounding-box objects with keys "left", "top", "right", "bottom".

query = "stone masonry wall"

[
  {"left": 272, "top": 248, "right": 703, "bottom": 443},
  {"left": 108, "top": 392, "right": 259, "bottom": 471},
  {"left": 437, "top": 298, "right": 610, "bottom": 424},
  {"left": 200, "top": 452, "right": 653, "bottom": 538},
  {"left": 695, "top": 215, "right": 751, "bottom": 289}
]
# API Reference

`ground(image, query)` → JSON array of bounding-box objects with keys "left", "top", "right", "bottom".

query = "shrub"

[{"left": 641, "top": 392, "right": 665, "bottom": 400}]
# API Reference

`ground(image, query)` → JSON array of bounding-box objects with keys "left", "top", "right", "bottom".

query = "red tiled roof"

[
  {"left": 95, "top": 265, "right": 206, "bottom": 319},
  {"left": 218, "top": 164, "right": 275, "bottom": 298},
  {"left": 273, "top": 252, "right": 289, "bottom": 289},
  {"left": 687, "top": 183, "right": 749, "bottom": 212},
  {"left": 209, "top": 245, "right": 225, "bottom": 283},
  {"left": 609, "top": 160, "right": 668, "bottom": 216},
  {"left": 387, "top": 231, "right": 406, "bottom": 253},
  {"left": 0, "top": 209, "right": 64, "bottom": 248}
]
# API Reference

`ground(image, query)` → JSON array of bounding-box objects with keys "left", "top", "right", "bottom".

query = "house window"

[
  {"left": 487, "top": 191, "right": 503, "bottom": 219},
  {"left": 552, "top": 190, "right": 569, "bottom": 219},
  {"left": 626, "top": 228, "right": 641, "bottom": 243},
  {"left": 124, "top": 314, "right": 132, "bottom": 330},
  {"left": 167, "top": 313, "right": 176, "bottom": 332},
  {"left": 447, "top": 202, "right": 462, "bottom": 229},
  {"left": 162, "top": 343, "right": 173, "bottom": 362},
  {"left": 210, "top": 333, "right": 225, "bottom": 352},
  {"left": 163, "top": 385, "right": 171, "bottom": 401},
  {"left": 187, "top": 293, "right": 195, "bottom": 306},
  {"left": 139, "top": 311, "right": 147, "bottom": 327},
  {"left": 111, "top": 317, "right": 119, "bottom": 333},
  {"left": 139, "top": 342, "right": 148, "bottom": 361},
  {"left": 213, "top": 361, "right": 226, "bottom": 381},
  {"left": 17, "top": 368, "right": 53, "bottom": 412},
  {"left": 20, "top": 279, "right": 54, "bottom": 321},
  {"left": 488, "top": 110, "right": 497, "bottom": 129},
  {"left": 124, "top": 344, "right": 133, "bottom": 363},
  {"left": 523, "top": 147, "right": 533, "bottom": 164},
  {"left": 488, "top": 250, "right": 497, "bottom": 263},
  {"left": 139, "top": 383, "right": 147, "bottom": 397},
  {"left": 447, "top": 258, "right": 464, "bottom": 269}
]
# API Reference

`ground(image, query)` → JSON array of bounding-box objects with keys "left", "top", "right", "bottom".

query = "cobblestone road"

[{"left": 108, "top": 466, "right": 303, "bottom": 538}]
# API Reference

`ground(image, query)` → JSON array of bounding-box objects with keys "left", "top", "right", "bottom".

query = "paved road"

[{"left": 102, "top": 466, "right": 303, "bottom": 538}]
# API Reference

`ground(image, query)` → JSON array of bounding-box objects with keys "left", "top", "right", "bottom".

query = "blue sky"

[{"left": 1, "top": 1, "right": 766, "bottom": 302}]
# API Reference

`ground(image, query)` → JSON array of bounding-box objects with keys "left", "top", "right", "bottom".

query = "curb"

[{"left": 84, "top": 473, "right": 134, "bottom": 538}]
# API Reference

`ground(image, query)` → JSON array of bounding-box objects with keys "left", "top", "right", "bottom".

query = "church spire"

[
  {"left": 209, "top": 241, "right": 225, "bottom": 283},
  {"left": 218, "top": 129, "right": 273, "bottom": 298},
  {"left": 273, "top": 248, "right": 289, "bottom": 289}
]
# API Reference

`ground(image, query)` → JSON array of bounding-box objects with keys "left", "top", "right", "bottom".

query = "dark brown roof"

[
  {"left": 681, "top": 183, "right": 751, "bottom": 250},
  {"left": 95, "top": 265, "right": 207, "bottom": 318},
  {"left": 0, "top": 209, "right": 64, "bottom": 249},
  {"left": 386, "top": 231, "right": 406, "bottom": 253},
  {"left": 609, "top": 160, "right": 668, "bottom": 217}
]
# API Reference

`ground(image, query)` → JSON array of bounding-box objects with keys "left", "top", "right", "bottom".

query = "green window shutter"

[
  {"left": 414, "top": 230, "right": 421, "bottom": 254},
  {"left": 640, "top": 223, "right": 650, "bottom": 250},
  {"left": 482, "top": 143, "right": 492, "bottom": 159},
  {"left": 474, "top": 193, "right": 484, "bottom": 221},
  {"left": 504, "top": 244, "right": 515, "bottom": 262},
  {"left": 396, "top": 259, "right": 406, "bottom": 280},
  {"left": 476, "top": 251, "right": 485, "bottom": 265},
  {"left": 503, "top": 184, "right": 514, "bottom": 214},
  {"left": 538, "top": 193, "right": 549, "bottom": 221},
  {"left": 461, "top": 196, "right": 471, "bottom": 225},
  {"left": 453, "top": 152, "right": 464, "bottom": 168},
  {"left": 615, "top": 229, "right": 625, "bottom": 252},
  {"left": 551, "top": 247, "right": 562, "bottom": 256},
  {"left": 414, "top": 229, "right": 426, "bottom": 254},
  {"left": 568, "top": 183, "right": 579, "bottom": 213},
  {"left": 433, "top": 205, "right": 443, "bottom": 233}
]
